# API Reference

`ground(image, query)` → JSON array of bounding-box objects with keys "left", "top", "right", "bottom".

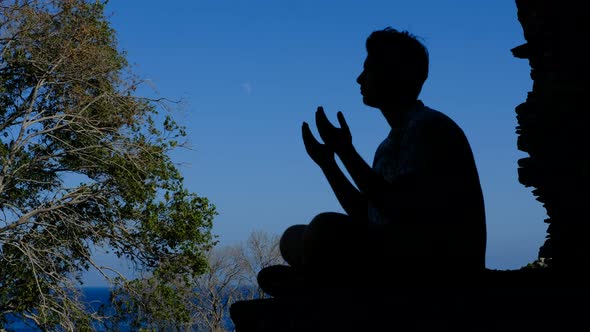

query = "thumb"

[{"left": 337, "top": 111, "right": 349, "bottom": 132}]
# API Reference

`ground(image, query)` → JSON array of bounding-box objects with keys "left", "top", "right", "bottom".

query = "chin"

[{"left": 362, "top": 96, "right": 379, "bottom": 108}]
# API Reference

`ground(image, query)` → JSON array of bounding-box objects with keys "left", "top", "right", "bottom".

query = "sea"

[
  {"left": 3, "top": 287, "right": 235, "bottom": 331},
  {"left": 4, "top": 287, "right": 110, "bottom": 331}
]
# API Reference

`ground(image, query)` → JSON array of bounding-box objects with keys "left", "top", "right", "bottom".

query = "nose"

[{"left": 356, "top": 71, "right": 364, "bottom": 85}]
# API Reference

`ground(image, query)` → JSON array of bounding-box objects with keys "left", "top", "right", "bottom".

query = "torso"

[{"left": 367, "top": 100, "right": 487, "bottom": 271}]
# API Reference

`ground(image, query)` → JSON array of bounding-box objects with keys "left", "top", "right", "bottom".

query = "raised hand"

[
  {"left": 302, "top": 121, "right": 335, "bottom": 168},
  {"left": 315, "top": 106, "right": 352, "bottom": 155}
]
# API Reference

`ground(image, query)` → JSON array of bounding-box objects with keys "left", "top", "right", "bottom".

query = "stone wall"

[{"left": 511, "top": 0, "right": 590, "bottom": 270}]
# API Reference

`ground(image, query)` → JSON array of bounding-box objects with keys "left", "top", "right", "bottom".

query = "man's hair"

[{"left": 366, "top": 27, "right": 429, "bottom": 99}]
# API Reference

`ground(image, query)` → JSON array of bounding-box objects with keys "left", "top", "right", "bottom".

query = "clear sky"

[{"left": 84, "top": 0, "right": 547, "bottom": 286}]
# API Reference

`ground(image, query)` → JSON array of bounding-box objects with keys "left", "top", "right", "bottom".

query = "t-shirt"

[{"left": 367, "top": 100, "right": 486, "bottom": 271}]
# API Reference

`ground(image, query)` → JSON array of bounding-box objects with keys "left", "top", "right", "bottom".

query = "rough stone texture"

[{"left": 512, "top": 0, "right": 590, "bottom": 269}]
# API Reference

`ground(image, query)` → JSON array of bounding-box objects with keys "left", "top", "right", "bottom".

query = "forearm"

[
  {"left": 337, "top": 147, "right": 385, "bottom": 199},
  {"left": 336, "top": 147, "right": 407, "bottom": 218},
  {"left": 320, "top": 160, "right": 368, "bottom": 222}
]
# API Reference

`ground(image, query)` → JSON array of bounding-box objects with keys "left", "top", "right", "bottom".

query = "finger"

[
  {"left": 315, "top": 107, "right": 332, "bottom": 127},
  {"left": 302, "top": 122, "right": 310, "bottom": 139},
  {"left": 316, "top": 106, "right": 323, "bottom": 117},
  {"left": 315, "top": 108, "right": 335, "bottom": 140},
  {"left": 302, "top": 122, "right": 320, "bottom": 146},
  {"left": 337, "top": 111, "right": 349, "bottom": 132}
]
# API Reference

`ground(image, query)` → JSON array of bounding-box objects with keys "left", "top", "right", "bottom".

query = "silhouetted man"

[{"left": 258, "top": 27, "right": 486, "bottom": 296}]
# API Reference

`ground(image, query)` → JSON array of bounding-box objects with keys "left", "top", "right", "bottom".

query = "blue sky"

[{"left": 84, "top": 0, "right": 547, "bottom": 285}]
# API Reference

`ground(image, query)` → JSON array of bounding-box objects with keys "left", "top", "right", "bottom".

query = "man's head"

[{"left": 356, "top": 27, "right": 429, "bottom": 108}]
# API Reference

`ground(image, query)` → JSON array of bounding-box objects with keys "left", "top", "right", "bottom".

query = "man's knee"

[
  {"left": 280, "top": 224, "right": 307, "bottom": 267},
  {"left": 307, "top": 212, "right": 351, "bottom": 234},
  {"left": 304, "top": 212, "right": 358, "bottom": 265},
  {"left": 280, "top": 213, "right": 356, "bottom": 268}
]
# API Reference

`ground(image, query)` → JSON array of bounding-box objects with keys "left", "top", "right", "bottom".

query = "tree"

[
  {"left": 192, "top": 230, "right": 283, "bottom": 330},
  {"left": 104, "top": 275, "right": 200, "bottom": 332},
  {"left": 235, "top": 230, "right": 283, "bottom": 300},
  {"left": 106, "top": 230, "right": 283, "bottom": 331},
  {"left": 0, "top": 0, "right": 216, "bottom": 330},
  {"left": 192, "top": 245, "right": 246, "bottom": 332}
]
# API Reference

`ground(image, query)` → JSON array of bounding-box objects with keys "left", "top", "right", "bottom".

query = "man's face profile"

[{"left": 356, "top": 55, "right": 397, "bottom": 109}]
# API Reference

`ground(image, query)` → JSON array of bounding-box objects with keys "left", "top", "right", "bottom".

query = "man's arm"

[
  {"left": 336, "top": 144, "right": 416, "bottom": 218},
  {"left": 313, "top": 107, "right": 487, "bottom": 269},
  {"left": 313, "top": 108, "right": 420, "bottom": 221},
  {"left": 302, "top": 122, "right": 368, "bottom": 222}
]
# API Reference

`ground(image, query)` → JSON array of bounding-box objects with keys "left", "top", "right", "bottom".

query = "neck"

[{"left": 379, "top": 99, "right": 419, "bottom": 129}]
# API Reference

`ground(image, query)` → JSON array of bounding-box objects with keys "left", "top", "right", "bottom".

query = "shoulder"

[
  {"left": 410, "top": 103, "right": 475, "bottom": 161},
  {"left": 413, "top": 103, "right": 465, "bottom": 136},
  {"left": 407, "top": 103, "right": 471, "bottom": 149}
]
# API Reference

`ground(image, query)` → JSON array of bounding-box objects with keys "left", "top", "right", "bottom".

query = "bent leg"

[
  {"left": 258, "top": 212, "right": 364, "bottom": 296},
  {"left": 277, "top": 212, "right": 362, "bottom": 270},
  {"left": 303, "top": 212, "right": 365, "bottom": 280},
  {"left": 279, "top": 224, "right": 307, "bottom": 268},
  {"left": 256, "top": 264, "right": 305, "bottom": 298},
  {"left": 257, "top": 224, "right": 307, "bottom": 297}
]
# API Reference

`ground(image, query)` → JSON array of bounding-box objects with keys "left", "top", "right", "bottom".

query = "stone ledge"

[{"left": 230, "top": 270, "right": 590, "bottom": 332}]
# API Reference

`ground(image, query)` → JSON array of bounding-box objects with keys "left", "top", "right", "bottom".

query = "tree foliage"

[
  {"left": 189, "top": 230, "right": 283, "bottom": 331},
  {"left": 0, "top": 0, "right": 216, "bottom": 329},
  {"left": 106, "top": 230, "right": 283, "bottom": 331}
]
